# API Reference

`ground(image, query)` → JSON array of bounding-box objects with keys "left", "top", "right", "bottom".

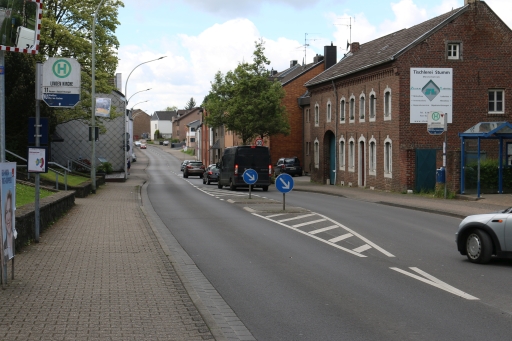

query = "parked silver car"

[{"left": 455, "top": 207, "right": 512, "bottom": 263}]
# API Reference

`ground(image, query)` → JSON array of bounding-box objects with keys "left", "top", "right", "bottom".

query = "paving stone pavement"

[{"left": 0, "top": 176, "right": 215, "bottom": 340}]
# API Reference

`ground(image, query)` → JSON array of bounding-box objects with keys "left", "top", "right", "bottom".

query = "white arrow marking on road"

[
  {"left": 279, "top": 177, "right": 290, "bottom": 189},
  {"left": 390, "top": 267, "right": 478, "bottom": 300}
]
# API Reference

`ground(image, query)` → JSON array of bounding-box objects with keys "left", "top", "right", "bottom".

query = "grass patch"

[
  {"left": 16, "top": 183, "right": 54, "bottom": 207},
  {"left": 40, "top": 170, "right": 89, "bottom": 186},
  {"left": 182, "top": 148, "right": 195, "bottom": 156}
]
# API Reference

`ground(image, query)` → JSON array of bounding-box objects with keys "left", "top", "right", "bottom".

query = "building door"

[{"left": 415, "top": 149, "right": 436, "bottom": 192}]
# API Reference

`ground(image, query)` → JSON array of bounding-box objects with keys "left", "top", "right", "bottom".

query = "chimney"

[
  {"left": 324, "top": 42, "right": 337, "bottom": 70},
  {"left": 350, "top": 42, "right": 360, "bottom": 53},
  {"left": 271, "top": 70, "right": 278, "bottom": 76},
  {"left": 464, "top": 0, "right": 478, "bottom": 4},
  {"left": 290, "top": 60, "right": 298, "bottom": 67},
  {"left": 313, "top": 54, "right": 324, "bottom": 64}
]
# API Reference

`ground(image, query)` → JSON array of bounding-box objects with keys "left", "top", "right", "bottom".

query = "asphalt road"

[{"left": 143, "top": 146, "right": 512, "bottom": 340}]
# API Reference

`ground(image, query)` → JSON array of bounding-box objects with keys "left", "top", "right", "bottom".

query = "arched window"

[
  {"left": 384, "top": 87, "right": 392, "bottom": 120},
  {"left": 339, "top": 137, "right": 345, "bottom": 170},
  {"left": 314, "top": 139, "right": 320, "bottom": 168},
  {"left": 314, "top": 104, "right": 319, "bottom": 126},
  {"left": 349, "top": 96, "right": 355, "bottom": 121},
  {"left": 340, "top": 98, "right": 346, "bottom": 123},
  {"left": 359, "top": 93, "right": 365, "bottom": 120},
  {"left": 369, "top": 138, "right": 376, "bottom": 176},
  {"left": 384, "top": 136, "right": 392, "bottom": 177},
  {"left": 369, "top": 92, "right": 376, "bottom": 120}
]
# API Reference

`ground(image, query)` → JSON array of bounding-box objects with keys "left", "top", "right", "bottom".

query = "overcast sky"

[{"left": 114, "top": 0, "right": 512, "bottom": 114}]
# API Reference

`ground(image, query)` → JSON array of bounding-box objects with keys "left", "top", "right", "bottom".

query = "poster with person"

[{"left": 1, "top": 163, "right": 16, "bottom": 264}]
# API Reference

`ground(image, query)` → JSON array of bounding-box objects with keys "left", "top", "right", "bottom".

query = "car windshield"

[{"left": 284, "top": 159, "right": 296, "bottom": 165}]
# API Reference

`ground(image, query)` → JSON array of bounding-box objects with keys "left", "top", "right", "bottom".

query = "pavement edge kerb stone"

[{"left": 139, "top": 182, "right": 228, "bottom": 341}]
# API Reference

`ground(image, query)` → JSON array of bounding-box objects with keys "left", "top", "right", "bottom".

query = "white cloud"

[{"left": 118, "top": 18, "right": 303, "bottom": 113}]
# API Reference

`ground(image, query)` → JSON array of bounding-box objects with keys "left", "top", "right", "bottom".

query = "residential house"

[
  {"left": 132, "top": 109, "right": 150, "bottom": 141},
  {"left": 269, "top": 46, "right": 336, "bottom": 172},
  {"left": 151, "top": 111, "right": 176, "bottom": 139},
  {"left": 304, "top": 0, "right": 512, "bottom": 193},
  {"left": 172, "top": 107, "right": 203, "bottom": 142},
  {"left": 186, "top": 119, "right": 201, "bottom": 150}
]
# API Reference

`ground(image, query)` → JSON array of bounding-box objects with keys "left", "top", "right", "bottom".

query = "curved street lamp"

[
  {"left": 124, "top": 56, "right": 166, "bottom": 99},
  {"left": 131, "top": 100, "right": 149, "bottom": 111},
  {"left": 127, "top": 88, "right": 151, "bottom": 104}
]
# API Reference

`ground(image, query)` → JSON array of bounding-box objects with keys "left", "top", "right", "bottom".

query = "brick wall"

[
  {"left": 307, "top": 2, "right": 512, "bottom": 192},
  {"left": 133, "top": 110, "right": 150, "bottom": 140}
]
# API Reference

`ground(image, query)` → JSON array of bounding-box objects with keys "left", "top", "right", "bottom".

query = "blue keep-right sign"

[
  {"left": 275, "top": 173, "right": 294, "bottom": 193},
  {"left": 243, "top": 169, "right": 258, "bottom": 185}
]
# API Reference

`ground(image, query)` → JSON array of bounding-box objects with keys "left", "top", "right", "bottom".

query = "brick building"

[
  {"left": 304, "top": 0, "right": 512, "bottom": 193},
  {"left": 172, "top": 108, "right": 203, "bottom": 142},
  {"left": 268, "top": 46, "right": 336, "bottom": 170},
  {"left": 132, "top": 109, "right": 150, "bottom": 141}
]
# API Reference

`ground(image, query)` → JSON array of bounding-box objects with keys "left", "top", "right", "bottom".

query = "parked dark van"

[{"left": 217, "top": 146, "right": 271, "bottom": 191}]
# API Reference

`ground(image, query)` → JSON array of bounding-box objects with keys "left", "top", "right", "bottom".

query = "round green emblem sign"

[
  {"left": 52, "top": 59, "right": 72, "bottom": 79},
  {"left": 431, "top": 111, "right": 440, "bottom": 121}
]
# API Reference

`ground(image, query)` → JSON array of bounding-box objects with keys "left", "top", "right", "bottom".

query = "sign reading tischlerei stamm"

[{"left": 410, "top": 68, "right": 453, "bottom": 124}]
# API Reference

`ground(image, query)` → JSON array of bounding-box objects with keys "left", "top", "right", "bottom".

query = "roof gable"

[{"left": 305, "top": 5, "right": 468, "bottom": 87}]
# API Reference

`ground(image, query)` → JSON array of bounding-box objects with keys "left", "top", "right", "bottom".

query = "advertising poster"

[
  {"left": 410, "top": 68, "right": 453, "bottom": 123},
  {"left": 95, "top": 98, "right": 111, "bottom": 117},
  {"left": 1, "top": 163, "right": 16, "bottom": 264}
]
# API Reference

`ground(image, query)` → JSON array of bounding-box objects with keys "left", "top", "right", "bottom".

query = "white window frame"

[
  {"left": 384, "top": 136, "right": 392, "bottom": 178},
  {"left": 348, "top": 138, "right": 355, "bottom": 172},
  {"left": 359, "top": 93, "right": 365, "bottom": 122},
  {"left": 314, "top": 138, "right": 320, "bottom": 168},
  {"left": 369, "top": 137, "right": 377, "bottom": 176},
  {"left": 488, "top": 89, "right": 505, "bottom": 114},
  {"left": 384, "top": 87, "right": 392, "bottom": 121},
  {"left": 327, "top": 100, "right": 332, "bottom": 122},
  {"left": 349, "top": 95, "right": 355, "bottom": 123},
  {"left": 447, "top": 43, "right": 460, "bottom": 60},
  {"left": 369, "top": 90, "right": 376, "bottom": 122},
  {"left": 339, "top": 136, "right": 345, "bottom": 170},
  {"left": 314, "top": 104, "right": 319, "bottom": 126},
  {"left": 340, "top": 98, "right": 346, "bottom": 123}
]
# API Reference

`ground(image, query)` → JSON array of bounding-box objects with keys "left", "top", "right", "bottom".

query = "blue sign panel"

[
  {"left": 243, "top": 169, "right": 258, "bottom": 185},
  {"left": 275, "top": 173, "right": 294, "bottom": 193},
  {"left": 28, "top": 117, "right": 49, "bottom": 145},
  {"left": 42, "top": 93, "right": 80, "bottom": 108}
]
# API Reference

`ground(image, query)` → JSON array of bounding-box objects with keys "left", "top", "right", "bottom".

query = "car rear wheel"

[
  {"left": 466, "top": 230, "right": 493, "bottom": 264},
  {"left": 184, "top": 172, "right": 188, "bottom": 178},
  {"left": 207, "top": 178, "right": 211, "bottom": 185},
  {"left": 229, "top": 179, "right": 236, "bottom": 191},
  {"left": 217, "top": 182, "right": 223, "bottom": 189},
  {"left": 262, "top": 186, "right": 268, "bottom": 192},
  {"left": 203, "top": 177, "right": 206, "bottom": 184}
]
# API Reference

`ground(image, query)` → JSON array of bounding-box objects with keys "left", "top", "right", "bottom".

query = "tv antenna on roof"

[
  {"left": 335, "top": 16, "right": 355, "bottom": 50},
  {"left": 299, "top": 33, "right": 320, "bottom": 65}
]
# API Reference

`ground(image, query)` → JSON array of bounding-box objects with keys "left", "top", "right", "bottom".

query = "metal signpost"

[
  {"left": 243, "top": 169, "right": 258, "bottom": 199},
  {"left": 275, "top": 173, "right": 294, "bottom": 210},
  {"left": 428, "top": 111, "right": 448, "bottom": 199}
]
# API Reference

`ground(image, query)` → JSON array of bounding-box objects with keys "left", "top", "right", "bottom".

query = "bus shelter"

[{"left": 459, "top": 122, "right": 512, "bottom": 197}]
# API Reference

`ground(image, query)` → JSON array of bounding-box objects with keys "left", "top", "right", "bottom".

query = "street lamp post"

[
  {"left": 127, "top": 88, "right": 151, "bottom": 104},
  {"left": 124, "top": 56, "right": 166, "bottom": 101},
  {"left": 131, "top": 100, "right": 149, "bottom": 111},
  {"left": 91, "top": 0, "right": 106, "bottom": 194}
]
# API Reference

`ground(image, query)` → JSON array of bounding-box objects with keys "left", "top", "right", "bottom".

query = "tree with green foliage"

[
  {"left": 185, "top": 97, "right": 196, "bottom": 110},
  {"left": 165, "top": 105, "right": 178, "bottom": 111},
  {"left": 4, "top": 0, "right": 124, "bottom": 157},
  {"left": 203, "top": 39, "right": 289, "bottom": 145}
]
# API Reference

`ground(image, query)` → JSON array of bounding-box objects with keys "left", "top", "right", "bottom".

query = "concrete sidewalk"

[{"left": 0, "top": 147, "right": 216, "bottom": 340}]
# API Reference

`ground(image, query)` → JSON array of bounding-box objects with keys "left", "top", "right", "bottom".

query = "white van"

[{"left": 15, "top": 26, "right": 35, "bottom": 49}]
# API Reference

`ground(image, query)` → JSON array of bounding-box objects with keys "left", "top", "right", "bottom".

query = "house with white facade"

[{"left": 150, "top": 111, "right": 176, "bottom": 139}]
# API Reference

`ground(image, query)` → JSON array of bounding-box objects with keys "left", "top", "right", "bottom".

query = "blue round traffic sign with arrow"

[
  {"left": 243, "top": 169, "right": 258, "bottom": 185},
  {"left": 275, "top": 173, "right": 294, "bottom": 193}
]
